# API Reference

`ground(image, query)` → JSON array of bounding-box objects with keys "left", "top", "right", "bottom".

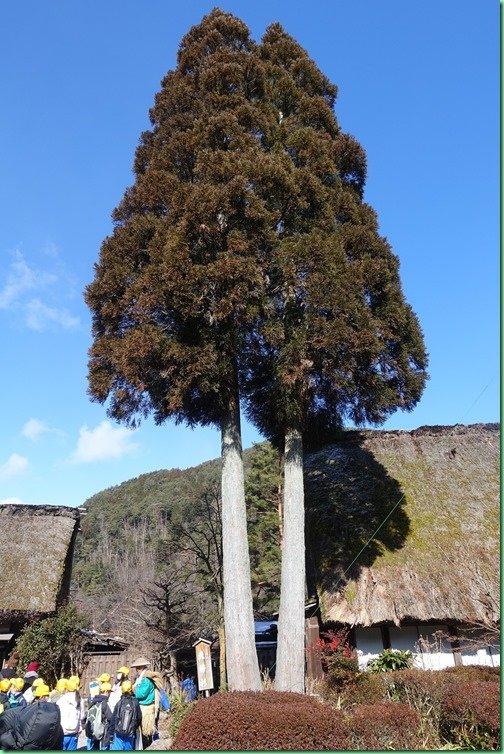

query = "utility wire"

[{"left": 304, "top": 372, "right": 498, "bottom": 622}]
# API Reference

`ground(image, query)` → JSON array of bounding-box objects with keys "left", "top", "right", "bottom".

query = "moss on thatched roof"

[
  {"left": 0, "top": 504, "right": 79, "bottom": 619},
  {"left": 305, "top": 423, "right": 499, "bottom": 627}
]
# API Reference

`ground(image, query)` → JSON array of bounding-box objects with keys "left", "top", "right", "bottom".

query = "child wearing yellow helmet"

[
  {"left": 85, "top": 680, "right": 114, "bottom": 750},
  {"left": 110, "top": 681, "right": 141, "bottom": 750},
  {"left": 56, "top": 677, "right": 85, "bottom": 748},
  {"left": 33, "top": 683, "right": 51, "bottom": 700},
  {"left": 7, "top": 677, "right": 27, "bottom": 710},
  {"left": 0, "top": 677, "right": 10, "bottom": 708},
  {"left": 108, "top": 667, "right": 130, "bottom": 713}
]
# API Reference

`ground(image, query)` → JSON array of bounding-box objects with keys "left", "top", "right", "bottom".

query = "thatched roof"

[
  {"left": 0, "top": 504, "right": 80, "bottom": 620},
  {"left": 305, "top": 423, "right": 499, "bottom": 627}
]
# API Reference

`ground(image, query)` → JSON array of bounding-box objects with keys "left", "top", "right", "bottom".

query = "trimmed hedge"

[
  {"left": 349, "top": 702, "right": 422, "bottom": 750},
  {"left": 172, "top": 690, "right": 350, "bottom": 750},
  {"left": 441, "top": 680, "right": 500, "bottom": 750}
]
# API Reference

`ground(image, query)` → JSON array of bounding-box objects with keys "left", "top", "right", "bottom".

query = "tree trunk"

[
  {"left": 275, "top": 427, "right": 305, "bottom": 692},
  {"left": 221, "top": 395, "right": 262, "bottom": 691},
  {"left": 218, "top": 624, "right": 227, "bottom": 690}
]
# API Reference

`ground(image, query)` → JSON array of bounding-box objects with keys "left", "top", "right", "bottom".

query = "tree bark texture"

[
  {"left": 221, "top": 400, "right": 262, "bottom": 691},
  {"left": 275, "top": 427, "right": 306, "bottom": 692},
  {"left": 218, "top": 624, "right": 227, "bottom": 690}
]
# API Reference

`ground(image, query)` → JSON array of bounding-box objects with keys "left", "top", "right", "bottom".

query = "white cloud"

[
  {"left": 0, "top": 250, "right": 37, "bottom": 309},
  {"left": 0, "top": 497, "right": 27, "bottom": 506},
  {"left": 0, "top": 453, "right": 29, "bottom": 479},
  {"left": 70, "top": 421, "right": 138, "bottom": 464},
  {"left": 22, "top": 418, "right": 48, "bottom": 440},
  {"left": 25, "top": 299, "right": 80, "bottom": 332},
  {"left": 0, "top": 248, "right": 79, "bottom": 331}
]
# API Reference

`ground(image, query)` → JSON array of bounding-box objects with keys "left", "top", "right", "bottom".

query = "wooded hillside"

[{"left": 72, "top": 442, "right": 282, "bottom": 660}]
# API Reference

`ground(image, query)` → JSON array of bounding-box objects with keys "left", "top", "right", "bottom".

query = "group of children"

[{"left": 0, "top": 656, "right": 182, "bottom": 750}]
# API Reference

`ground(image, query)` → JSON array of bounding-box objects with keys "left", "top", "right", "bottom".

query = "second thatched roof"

[
  {"left": 0, "top": 504, "right": 80, "bottom": 620},
  {"left": 305, "top": 423, "right": 499, "bottom": 627}
]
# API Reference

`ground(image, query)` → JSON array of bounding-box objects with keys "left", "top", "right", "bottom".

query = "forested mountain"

[{"left": 72, "top": 442, "right": 282, "bottom": 667}]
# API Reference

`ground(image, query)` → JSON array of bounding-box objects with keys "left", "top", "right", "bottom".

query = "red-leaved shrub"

[
  {"left": 349, "top": 702, "right": 422, "bottom": 750},
  {"left": 172, "top": 690, "right": 350, "bottom": 750},
  {"left": 441, "top": 680, "right": 500, "bottom": 750}
]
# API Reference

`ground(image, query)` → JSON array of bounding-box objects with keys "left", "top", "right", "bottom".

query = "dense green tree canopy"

[
  {"left": 86, "top": 10, "right": 277, "bottom": 429},
  {"left": 242, "top": 23, "right": 428, "bottom": 444}
]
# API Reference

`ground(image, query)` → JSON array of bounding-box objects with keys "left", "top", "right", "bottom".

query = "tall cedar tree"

[
  {"left": 241, "top": 24, "right": 428, "bottom": 691},
  {"left": 84, "top": 9, "right": 282, "bottom": 691}
]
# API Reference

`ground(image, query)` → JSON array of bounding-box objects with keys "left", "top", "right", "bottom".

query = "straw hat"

[{"left": 130, "top": 657, "right": 150, "bottom": 668}]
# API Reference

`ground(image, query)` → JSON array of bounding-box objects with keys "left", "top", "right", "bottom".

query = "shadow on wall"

[{"left": 304, "top": 433, "right": 409, "bottom": 595}]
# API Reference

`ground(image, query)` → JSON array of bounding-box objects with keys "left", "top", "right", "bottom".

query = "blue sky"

[{"left": 0, "top": 0, "right": 498, "bottom": 508}]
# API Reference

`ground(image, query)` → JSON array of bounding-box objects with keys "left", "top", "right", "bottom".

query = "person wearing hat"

[
  {"left": 85, "top": 682, "right": 114, "bottom": 750},
  {"left": 7, "top": 677, "right": 27, "bottom": 709},
  {"left": 56, "top": 678, "right": 85, "bottom": 749},
  {"left": 110, "top": 681, "right": 141, "bottom": 750},
  {"left": 108, "top": 667, "right": 129, "bottom": 714},
  {"left": 32, "top": 682, "right": 51, "bottom": 701},
  {"left": 50, "top": 677, "right": 68, "bottom": 703},
  {"left": 0, "top": 677, "right": 11, "bottom": 703},
  {"left": 130, "top": 657, "right": 157, "bottom": 748},
  {"left": 24, "top": 676, "right": 45, "bottom": 704}
]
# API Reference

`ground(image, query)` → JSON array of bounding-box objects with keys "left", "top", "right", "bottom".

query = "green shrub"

[
  {"left": 367, "top": 648, "right": 413, "bottom": 672},
  {"left": 349, "top": 702, "right": 423, "bottom": 749},
  {"left": 16, "top": 603, "right": 86, "bottom": 686},
  {"left": 172, "top": 691, "right": 350, "bottom": 750},
  {"left": 440, "top": 680, "right": 500, "bottom": 750},
  {"left": 167, "top": 689, "right": 195, "bottom": 739}
]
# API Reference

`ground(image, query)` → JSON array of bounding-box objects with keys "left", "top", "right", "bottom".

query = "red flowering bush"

[
  {"left": 349, "top": 702, "right": 422, "bottom": 750},
  {"left": 172, "top": 690, "right": 350, "bottom": 750},
  {"left": 313, "top": 628, "right": 359, "bottom": 692}
]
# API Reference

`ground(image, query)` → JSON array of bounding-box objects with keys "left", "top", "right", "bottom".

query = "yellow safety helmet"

[
  {"left": 55, "top": 678, "right": 68, "bottom": 693},
  {"left": 0, "top": 678, "right": 11, "bottom": 692},
  {"left": 118, "top": 666, "right": 129, "bottom": 676},
  {"left": 32, "top": 677, "right": 45, "bottom": 688},
  {"left": 34, "top": 683, "right": 51, "bottom": 698},
  {"left": 65, "top": 679, "right": 79, "bottom": 692},
  {"left": 68, "top": 675, "right": 80, "bottom": 687},
  {"left": 100, "top": 682, "right": 112, "bottom": 693},
  {"left": 98, "top": 672, "right": 111, "bottom": 684},
  {"left": 10, "top": 678, "right": 24, "bottom": 691},
  {"left": 121, "top": 680, "right": 133, "bottom": 694}
]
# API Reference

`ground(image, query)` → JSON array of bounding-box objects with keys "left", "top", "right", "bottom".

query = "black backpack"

[
  {"left": 0, "top": 701, "right": 63, "bottom": 750},
  {"left": 115, "top": 696, "right": 138, "bottom": 738}
]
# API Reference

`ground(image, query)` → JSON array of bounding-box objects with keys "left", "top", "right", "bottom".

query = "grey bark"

[
  {"left": 221, "top": 399, "right": 262, "bottom": 691},
  {"left": 275, "top": 427, "right": 305, "bottom": 692}
]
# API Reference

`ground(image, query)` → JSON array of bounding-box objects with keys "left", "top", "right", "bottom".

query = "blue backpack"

[{"left": 159, "top": 688, "right": 170, "bottom": 711}]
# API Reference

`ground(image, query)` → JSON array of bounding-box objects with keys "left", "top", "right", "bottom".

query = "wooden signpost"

[{"left": 193, "top": 638, "right": 214, "bottom": 696}]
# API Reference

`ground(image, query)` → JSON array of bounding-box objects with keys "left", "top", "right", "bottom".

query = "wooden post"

[{"left": 305, "top": 617, "right": 324, "bottom": 682}]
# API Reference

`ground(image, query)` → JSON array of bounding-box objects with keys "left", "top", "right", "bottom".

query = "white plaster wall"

[
  {"left": 353, "top": 624, "right": 500, "bottom": 671},
  {"left": 458, "top": 627, "right": 500, "bottom": 667},
  {"left": 354, "top": 626, "right": 384, "bottom": 669},
  {"left": 415, "top": 624, "right": 455, "bottom": 670}
]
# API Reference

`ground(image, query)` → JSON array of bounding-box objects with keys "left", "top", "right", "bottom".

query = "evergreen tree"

[
  {"left": 85, "top": 9, "right": 277, "bottom": 691},
  {"left": 242, "top": 24, "right": 428, "bottom": 691}
]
